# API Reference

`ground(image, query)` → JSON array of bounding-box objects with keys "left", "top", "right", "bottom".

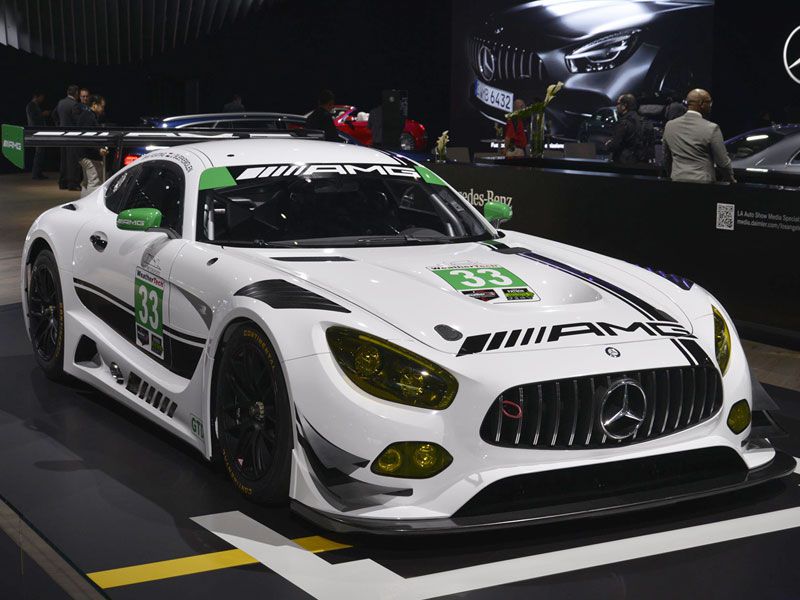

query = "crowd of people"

[{"left": 26, "top": 84, "right": 108, "bottom": 194}]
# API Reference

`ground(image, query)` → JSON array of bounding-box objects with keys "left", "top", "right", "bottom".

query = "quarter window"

[{"left": 111, "top": 162, "right": 185, "bottom": 234}]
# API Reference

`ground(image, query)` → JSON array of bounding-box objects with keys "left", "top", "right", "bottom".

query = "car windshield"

[
  {"left": 725, "top": 130, "right": 789, "bottom": 159},
  {"left": 197, "top": 165, "right": 494, "bottom": 247}
]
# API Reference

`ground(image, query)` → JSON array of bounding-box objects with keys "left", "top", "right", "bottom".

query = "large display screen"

[{"left": 450, "top": 0, "right": 715, "bottom": 150}]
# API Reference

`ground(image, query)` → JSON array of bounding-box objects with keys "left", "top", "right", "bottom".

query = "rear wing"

[{"left": 1, "top": 124, "right": 324, "bottom": 170}]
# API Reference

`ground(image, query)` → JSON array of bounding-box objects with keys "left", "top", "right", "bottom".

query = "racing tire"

[
  {"left": 212, "top": 322, "right": 293, "bottom": 504},
  {"left": 27, "top": 249, "right": 66, "bottom": 381}
]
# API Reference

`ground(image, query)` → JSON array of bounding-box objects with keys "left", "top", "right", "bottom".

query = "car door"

[{"left": 73, "top": 160, "right": 189, "bottom": 376}]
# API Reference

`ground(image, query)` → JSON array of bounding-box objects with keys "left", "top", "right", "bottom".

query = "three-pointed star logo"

[{"left": 783, "top": 25, "right": 800, "bottom": 84}]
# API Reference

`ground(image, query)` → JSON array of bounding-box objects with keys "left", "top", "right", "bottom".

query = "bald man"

[{"left": 662, "top": 89, "right": 735, "bottom": 183}]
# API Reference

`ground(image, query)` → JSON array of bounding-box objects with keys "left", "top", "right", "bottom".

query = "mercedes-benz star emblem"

[
  {"left": 605, "top": 347, "right": 621, "bottom": 358},
  {"left": 599, "top": 378, "right": 647, "bottom": 440},
  {"left": 479, "top": 45, "right": 496, "bottom": 81},
  {"left": 783, "top": 25, "right": 800, "bottom": 84}
]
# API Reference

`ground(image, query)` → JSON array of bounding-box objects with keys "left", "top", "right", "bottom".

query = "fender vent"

[
  {"left": 74, "top": 335, "right": 101, "bottom": 367},
  {"left": 235, "top": 279, "right": 350, "bottom": 312},
  {"left": 126, "top": 371, "right": 178, "bottom": 418}
]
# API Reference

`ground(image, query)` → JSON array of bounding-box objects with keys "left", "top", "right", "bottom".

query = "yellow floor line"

[{"left": 86, "top": 536, "right": 352, "bottom": 589}]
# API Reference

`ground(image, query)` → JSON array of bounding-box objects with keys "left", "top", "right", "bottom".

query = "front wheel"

[
  {"left": 212, "top": 323, "right": 292, "bottom": 504},
  {"left": 27, "top": 249, "right": 66, "bottom": 381}
]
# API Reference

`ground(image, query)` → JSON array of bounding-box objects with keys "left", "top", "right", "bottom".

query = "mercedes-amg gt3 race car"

[{"left": 5, "top": 126, "right": 794, "bottom": 533}]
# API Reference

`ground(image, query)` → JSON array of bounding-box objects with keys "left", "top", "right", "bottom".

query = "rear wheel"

[
  {"left": 212, "top": 323, "right": 292, "bottom": 504},
  {"left": 27, "top": 249, "right": 66, "bottom": 381}
]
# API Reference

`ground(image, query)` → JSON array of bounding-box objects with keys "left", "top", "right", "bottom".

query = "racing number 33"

[
  {"left": 134, "top": 267, "right": 166, "bottom": 359},
  {"left": 432, "top": 266, "right": 527, "bottom": 290}
]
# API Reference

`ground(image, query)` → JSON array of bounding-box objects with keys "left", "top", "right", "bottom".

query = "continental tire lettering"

[
  {"left": 243, "top": 329, "right": 276, "bottom": 368},
  {"left": 547, "top": 322, "right": 605, "bottom": 342},
  {"left": 598, "top": 322, "right": 655, "bottom": 336}
]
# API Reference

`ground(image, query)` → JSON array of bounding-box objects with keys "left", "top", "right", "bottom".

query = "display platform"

[{"left": 2, "top": 301, "right": 800, "bottom": 599}]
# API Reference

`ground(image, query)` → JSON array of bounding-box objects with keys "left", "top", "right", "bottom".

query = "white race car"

[{"left": 13, "top": 130, "right": 794, "bottom": 533}]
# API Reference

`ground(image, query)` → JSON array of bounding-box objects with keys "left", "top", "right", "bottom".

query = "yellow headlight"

[
  {"left": 727, "top": 399, "right": 751, "bottom": 434},
  {"left": 372, "top": 442, "right": 453, "bottom": 478},
  {"left": 712, "top": 306, "right": 732, "bottom": 375},
  {"left": 327, "top": 327, "right": 458, "bottom": 409}
]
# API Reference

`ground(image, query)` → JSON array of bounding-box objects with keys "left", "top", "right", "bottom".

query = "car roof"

[
  {"left": 726, "top": 124, "right": 800, "bottom": 142},
  {"left": 174, "top": 138, "right": 405, "bottom": 167},
  {"left": 161, "top": 112, "right": 306, "bottom": 124}
]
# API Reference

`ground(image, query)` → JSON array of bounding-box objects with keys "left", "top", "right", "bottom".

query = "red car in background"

[{"left": 332, "top": 105, "right": 427, "bottom": 151}]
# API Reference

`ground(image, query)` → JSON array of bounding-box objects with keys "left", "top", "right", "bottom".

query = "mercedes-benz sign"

[
  {"left": 599, "top": 378, "right": 647, "bottom": 440},
  {"left": 784, "top": 25, "right": 800, "bottom": 84},
  {"left": 478, "top": 45, "right": 496, "bottom": 81}
]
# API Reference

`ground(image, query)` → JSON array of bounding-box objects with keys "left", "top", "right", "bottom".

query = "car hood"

[
  {"left": 482, "top": 0, "right": 710, "bottom": 49},
  {"left": 230, "top": 236, "right": 693, "bottom": 355}
]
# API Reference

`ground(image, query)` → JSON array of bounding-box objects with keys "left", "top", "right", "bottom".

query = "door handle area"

[{"left": 89, "top": 234, "right": 108, "bottom": 251}]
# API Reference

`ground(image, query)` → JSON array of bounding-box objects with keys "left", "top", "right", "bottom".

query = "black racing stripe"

[
  {"left": 516, "top": 251, "right": 678, "bottom": 323},
  {"left": 163, "top": 324, "right": 206, "bottom": 345},
  {"left": 75, "top": 287, "right": 201, "bottom": 379},
  {"left": 235, "top": 279, "right": 350, "bottom": 313},
  {"left": 670, "top": 339, "right": 696, "bottom": 366},
  {"left": 505, "top": 329, "right": 521, "bottom": 348},
  {"left": 679, "top": 339, "right": 713, "bottom": 366},
  {"left": 74, "top": 277, "right": 134, "bottom": 312},
  {"left": 534, "top": 328, "right": 546, "bottom": 344},
  {"left": 486, "top": 331, "right": 507, "bottom": 351},
  {"left": 457, "top": 334, "right": 491, "bottom": 357},
  {"left": 521, "top": 328, "right": 535, "bottom": 345},
  {"left": 269, "top": 256, "right": 354, "bottom": 262}
]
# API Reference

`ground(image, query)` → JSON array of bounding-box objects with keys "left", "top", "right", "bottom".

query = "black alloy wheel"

[
  {"left": 214, "top": 323, "right": 292, "bottom": 503},
  {"left": 28, "top": 249, "right": 66, "bottom": 380}
]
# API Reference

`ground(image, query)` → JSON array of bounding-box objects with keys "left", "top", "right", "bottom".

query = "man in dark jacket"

[
  {"left": 606, "top": 93, "right": 644, "bottom": 164},
  {"left": 75, "top": 95, "right": 108, "bottom": 195},
  {"left": 54, "top": 84, "right": 81, "bottom": 190},
  {"left": 223, "top": 94, "right": 245, "bottom": 112},
  {"left": 305, "top": 90, "right": 339, "bottom": 141},
  {"left": 26, "top": 92, "right": 49, "bottom": 179}
]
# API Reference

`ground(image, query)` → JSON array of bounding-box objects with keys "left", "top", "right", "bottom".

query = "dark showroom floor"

[{"left": 2, "top": 173, "right": 800, "bottom": 599}]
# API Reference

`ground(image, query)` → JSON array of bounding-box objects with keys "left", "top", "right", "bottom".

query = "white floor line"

[{"left": 194, "top": 505, "right": 800, "bottom": 600}]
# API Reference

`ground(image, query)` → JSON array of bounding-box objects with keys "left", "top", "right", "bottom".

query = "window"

[
  {"left": 105, "top": 168, "right": 135, "bottom": 213},
  {"left": 215, "top": 119, "right": 282, "bottom": 130},
  {"left": 115, "top": 162, "right": 185, "bottom": 233},
  {"left": 725, "top": 131, "right": 787, "bottom": 160},
  {"left": 197, "top": 172, "right": 492, "bottom": 247}
]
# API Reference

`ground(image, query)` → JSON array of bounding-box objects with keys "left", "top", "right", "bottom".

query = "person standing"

[
  {"left": 662, "top": 89, "right": 735, "bottom": 183},
  {"left": 368, "top": 104, "right": 383, "bottom": 147},
  {"left": 26, "top": 92, "right": 50, "bottom": 180},
  {"left": 54, "top": 84, "right": 81, "bottom": 190},
  {"left": 502, "top": 98, "right": 528, "bottom": 158},
  {"left": 305, "top": 90, "right": 339, "bottom": 141},
  {"left": 223, "top": 94, "right": 245, "bottom": 112},
  {"left": 665, "top": 97, "right": 687, "bottom": 121},
  {"left": 75, "top": 95, "right": 108, "bottom": 195},
  {"left": 606, "top": 93, "right": 644, "bottom": 164}
]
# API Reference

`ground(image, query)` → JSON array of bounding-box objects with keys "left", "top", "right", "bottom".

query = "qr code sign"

[{"left": 716, "top": 203, "right": 735, "bottom": 231}]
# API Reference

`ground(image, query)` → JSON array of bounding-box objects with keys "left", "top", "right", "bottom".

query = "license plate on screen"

[{"left": 474, "top": 80, "right": 514, "bottom": 112}]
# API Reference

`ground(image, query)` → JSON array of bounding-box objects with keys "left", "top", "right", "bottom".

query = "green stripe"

[
  {"left": 199, "top": 167, "right": 237, "bottom": 190},
  {"left": 415, "top": 165, "right": 447, "bottom": 186}
]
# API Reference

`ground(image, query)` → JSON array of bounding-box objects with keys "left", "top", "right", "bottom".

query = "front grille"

[
  {"left": 480, "top": 366, "right": 723, "bottom": 450},
  {"left": 469, "top": 36, "right": 543, "bottom": 83}
]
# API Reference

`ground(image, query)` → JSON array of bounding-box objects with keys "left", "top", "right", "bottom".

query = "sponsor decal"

[
  {"left": 191, "top": 414, "right": 205, "bottom": 440},
  {"left": 459, "top": 187, "right": 513, "bottom": 207},
  {"left": 134, "top": 267, "right": 166, "bottom": 359},
  {"left": 457, "top": 320, "right": 696, "bottom": 356},
  {"left": 230, "top": 163, "right": 421, "bottom": 182},
  {"left": 430, "top": 263, "right": 539, "bottom": 303},
  {"left": 117, "top": 218, "right": 146, "bottom": 227},
  {"left": 1, "top": 124, "right": 24, "bottom": 168},
  {"left": 462, "top": 289, "right": 499, "bottom": 302}
]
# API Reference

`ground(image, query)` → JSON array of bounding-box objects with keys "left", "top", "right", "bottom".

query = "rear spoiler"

[{"left": 1, "top": 124, "right": 324, "bottom": 170}]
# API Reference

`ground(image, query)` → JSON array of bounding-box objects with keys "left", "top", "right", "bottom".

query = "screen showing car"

[{"left": 449, "top": 0, "right": 715, "bottom": 150}]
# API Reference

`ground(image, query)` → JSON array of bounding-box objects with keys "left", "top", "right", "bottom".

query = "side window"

[
  {"left": 105, "top": 168, "right": 136, "bottom": 213},
  {"left": 119, "top": 162, "right": 185, "bottom": 233}
]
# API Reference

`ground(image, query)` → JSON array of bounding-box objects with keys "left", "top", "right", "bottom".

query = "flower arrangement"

[
  {"left": 504, "top": 81, "right": 564, "bottom": 157},
  {"left": 434, "top": 130, "right": 450, "bottom": 162}
]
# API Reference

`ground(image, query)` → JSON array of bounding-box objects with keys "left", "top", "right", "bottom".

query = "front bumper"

[{"left": 292, "top": 448, "right": 796, "bottom": 535}]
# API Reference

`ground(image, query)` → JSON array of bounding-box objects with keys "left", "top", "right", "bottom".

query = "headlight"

[
  {"left": 565, "top": 30, "right": 640, "bottom": 73},
  {"left": 712, "top": 306, "right": 732, "bottom": 375},
  {"left": 326, "top": 326, "right": 458, "bottom": 409}
]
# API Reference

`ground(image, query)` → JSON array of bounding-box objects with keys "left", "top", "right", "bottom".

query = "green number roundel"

[
  {"left": 134, "top": 267, "right": 166, "bottom": 358},
  {"left": 432, "top": 266, "right": 527, "bottom": 290}
]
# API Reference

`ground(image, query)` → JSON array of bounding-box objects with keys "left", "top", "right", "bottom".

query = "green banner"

[{"left": 1, "top": 124, "right": 24, "bottom": 169}]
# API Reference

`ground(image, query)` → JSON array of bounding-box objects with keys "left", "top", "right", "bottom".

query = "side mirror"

[
  {"left": 117, "top": 207, "right": 162, "bottom": 231},
  {"left": 483, "top": 201, "right": 512, "bottom": 228}
]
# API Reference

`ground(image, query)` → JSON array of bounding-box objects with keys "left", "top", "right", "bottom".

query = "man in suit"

[
  {"left": 662, "top": 89, "right": 735, "bottom": 183},
  {"left": 25, "top": 92, "right": 50, "bottom": 180},
  {"left": 606, "top": 93, "right": 644, "bottom": 164},
  {"left": 75, "top": 95, "right": 108, "bottom": 195},
  {"left": 54, "top": 84, "right": 81, "bottom": 190}
]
